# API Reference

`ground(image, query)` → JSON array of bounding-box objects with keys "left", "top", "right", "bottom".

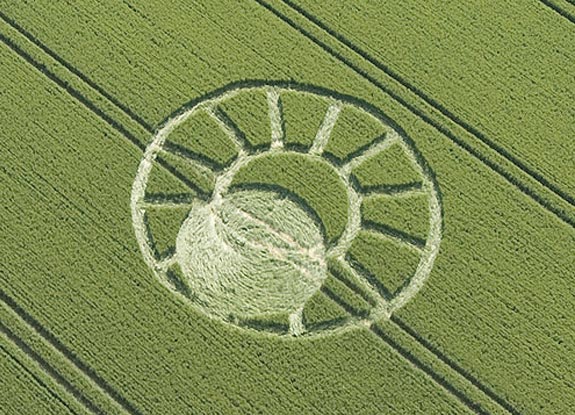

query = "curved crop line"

[
  {"left": 6, "top": 0, "right": 562, "bottom": 226},
  {"left": 229, "top": 181, "right": 330, "bottom": 243},
  {"left": 324, "top": 126, "right": 442, "bottom": 320},
  {"left": 0, "top": 8, "right": 519, "bottom": 413},
  {"left": 389, "top": 176, "right": 442, "bottom": 314},
  {"left": 131, "top": 91, "right": 249, "bottom": 265},
  {"left": 267, "top": 87, "right": 285, "bottom": 149},
  {"left": 309, "top": 101, "right": 342, "bottom": 155}
]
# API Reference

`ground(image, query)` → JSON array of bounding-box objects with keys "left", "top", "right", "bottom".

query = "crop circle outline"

[{"left": 131, "top": 81, "right": 442, "bottom": 338}]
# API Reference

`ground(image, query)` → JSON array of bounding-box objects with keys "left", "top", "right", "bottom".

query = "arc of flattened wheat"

[
  {"left": 304, "top": 103, "right": 442, "bottom": 323},
  {"left": 131, "top": 84, "right": 442, "bottom": 337}
]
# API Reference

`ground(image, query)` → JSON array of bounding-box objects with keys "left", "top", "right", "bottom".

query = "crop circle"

[{"left": 131, "top": 82, "right": 442, "bottom": 337}]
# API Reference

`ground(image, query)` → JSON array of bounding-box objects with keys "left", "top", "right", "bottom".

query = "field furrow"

[
  {"left": 0, "top": 295, "right": 136, "bottom": 415},
  {"left": 0, "top": 329, "right": 87, "bottom": 415}
]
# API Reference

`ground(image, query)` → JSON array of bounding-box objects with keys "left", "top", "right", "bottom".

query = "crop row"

[
  {"left": 1, "top": 301, "right": 116, "bottom": 415},
  {"left": 0, "top": 330, "right": 83, "bottom": 415},
  {"left": 231, "top": 152, "right": 348, "bottom": 242}
]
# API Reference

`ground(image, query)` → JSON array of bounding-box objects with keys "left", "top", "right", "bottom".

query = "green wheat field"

[{"left": 1, "top": 1, "right": 574, "bottom": 414}]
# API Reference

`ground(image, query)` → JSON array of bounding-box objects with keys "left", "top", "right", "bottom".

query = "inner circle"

[{"left": 175, "top": 188, "right": 327, "bottom": 319}]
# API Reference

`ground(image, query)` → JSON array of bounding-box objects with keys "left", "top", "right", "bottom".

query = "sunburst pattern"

[{"left": 131, "top": 83, "right": 442, "bottom": 337}]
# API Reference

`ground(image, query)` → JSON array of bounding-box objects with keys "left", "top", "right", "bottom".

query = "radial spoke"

[
  {"left": 289, "top": 307, "right": 305, "bottom": 336},
  {"left": 137, "top": 199, "right": 194, "bottom": 209},
  {"left": 309, "top": 102, "right": 342, "bottom": 155},
  {"left": 342, "top": 130, "right": 399, "bottom": 173},
  {"left": 267, "top": 87, "right": 284, "bottom": 149},
  {"left": 361, "top": 226, "right": 425, "bottom": 253},
  {"left": 155, "top": 253, "right": 177, "bottom": 274},
  {"left": 205, "top": 106, "right": 249, "bottom": 155},
  {"left": 329, "top": 256, "right": 385, "bottom": 309}
]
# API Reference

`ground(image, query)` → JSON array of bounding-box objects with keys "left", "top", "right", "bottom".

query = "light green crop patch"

[
  {"left": 176, "top": 189, "right": 326, "bottom": 319},
  {"left": 157, "top": 150, "right": 216, "bottom": 196},
  {"left": 145, "top": 207, "right": 191, "bottom": 258},
  {"left": 282, "top": 90, "right": 329, "bottom": 149},
  {"left": 324, "top": 104, "right": 388, "bottom": 161},
  {"left": 166, "top": 109, "right": 238, "bottom": 167},
  {"left": 219, "top": 89, "right": 272, "bottom": 148},
  {"left": 144, "top": 161, "right": 196, "bottom": 202},
  {"left": 348, "top": 230, "right": 421, "bottom": 298},
  {"left": 352, "top": 142, "right": 422, "bottom": 191},
  {"left": 361, "top": 193, "right": 430, "bottom": 241}
]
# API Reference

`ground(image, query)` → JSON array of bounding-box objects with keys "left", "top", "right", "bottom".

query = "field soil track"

[
  {"left": 2, "top": 0, "right": 574, "bottom": 228},
  {"left": 1, "top": 333, "right": 86, "bottom": 415}
]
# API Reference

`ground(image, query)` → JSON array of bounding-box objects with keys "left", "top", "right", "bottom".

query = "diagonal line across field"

[
  {"left": 0, "top": 340, "right": 87, "bottom": 415},
  {"left": 254, "top": 0, "right": 575, "bottom": 230},
  {"left": 0, "top": 290, "right": 141, "bottom": 415},
  {"left": 538, "top": 0, "right": 575, "bottom": 24},
  {"left": 252, "top": 3, "right": 534, "bottom": 413},
  {"left": 275, "top": 0, "right": 575, "bottom": 209},
  {"left": 0, "top": 11, "right": 153, "bottom": 132},
  {"left": 0, "top": 291, "right": 142, "bottom": 415},
  {"left": 0, "top": 14, "right": 205, "bottom": 200},
  {"left": 312, "top": 278, "right": 518, "bottom": 415},
  {"left": 388, "top": 316, "right": 522, "bottom": 415},
  {"left": 0, "top": 6, "right": 530, "bottom": 415},
  {"left": 1, "top": 323, "right": 100, "bottom": 415},
  {"left": 369, "top": 324, "right": 492, "bottom": 415}
]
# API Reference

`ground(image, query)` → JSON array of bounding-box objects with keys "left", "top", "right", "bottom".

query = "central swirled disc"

[{"left": 176, "top": 189, "right": 326, "bottom": 318}]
